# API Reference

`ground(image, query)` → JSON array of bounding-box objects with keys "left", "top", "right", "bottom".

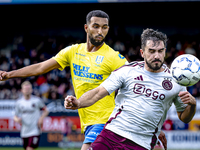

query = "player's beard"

[
  {"left": 89, "top": 34, "right": 105, "bottom": 46},
  {"left": 146, "top": 59, "right": 164, "bottom": 71}
]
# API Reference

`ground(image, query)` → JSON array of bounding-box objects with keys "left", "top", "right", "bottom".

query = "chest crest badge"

[
  {"left": 95, "top": 56, "right": 104, "bottom": 64},
  {"left": 162, "top": 78, "right": 173, "bottom": 90},
  {"left": 32, "top": 103, "right": 36, "bottom": 108}
]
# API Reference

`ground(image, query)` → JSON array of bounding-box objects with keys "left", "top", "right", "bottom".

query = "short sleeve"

[
  {"left": 173, "top": 86, "right": 188, "bottom": 112},
  {"left": 101, "top": 68, "right": 125, "bottom": 94},
  {"left": 52, "top": 45, "right": 74, "bottom": 70},
  {"left": 37, "top": 98, "right": 46, "bottom": 110},
  {"left": 110, "top": 52, "right": 128, "bottom": 71}
]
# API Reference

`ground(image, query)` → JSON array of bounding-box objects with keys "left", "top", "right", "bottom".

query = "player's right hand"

[
  {"left": 64, "top": 95, "right": 79, "bottom": 110},
  {"left": 14, "top": 117, "right": 22, "bottom": 125},
  {"left": 0, "top": 71, "right": 8, "bottom": 81}
]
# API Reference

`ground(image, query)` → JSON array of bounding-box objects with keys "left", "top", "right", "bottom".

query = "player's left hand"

[
  {"left": 178, "top": 91, "right": 196, "bottom": 106},
  {"left": 158, "top": 130, "right": 167, "bottom": 150}
]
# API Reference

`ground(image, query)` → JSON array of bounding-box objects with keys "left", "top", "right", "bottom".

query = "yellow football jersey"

[{"left": 53, "top": 43, "right": 127, "bottom": 133}]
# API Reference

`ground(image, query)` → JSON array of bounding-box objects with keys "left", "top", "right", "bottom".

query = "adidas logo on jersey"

[{"left": 134, "top": 75, "right": 143, "bottom": 81}]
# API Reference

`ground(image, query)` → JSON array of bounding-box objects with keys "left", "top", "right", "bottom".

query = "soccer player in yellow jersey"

[
  {"left": 52, "top": 11, "right": 128, "bottom": 149},
  {"left": 0, "top": 10, "right": 167, "bottom": 150}
]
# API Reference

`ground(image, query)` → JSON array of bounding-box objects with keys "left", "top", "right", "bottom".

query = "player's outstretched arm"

[
  {"left": 64, "top": 85, "right": 109, "bottom": 110},
  {"left": 0, "top": 58, "right": 60, "bottom": 81},
  {"left": 177, "top": 91, "right": 196, "bottom": 123}
]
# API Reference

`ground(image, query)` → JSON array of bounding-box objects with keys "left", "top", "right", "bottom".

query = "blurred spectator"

[
  {"left": 65, "top": 84, "right": 75, "bottom": 97},
  {"left": 0, "top": 60, "right": 10, "bottom": 71},
  {"left": 36, "top": 75, "right": 47, "bottom": 86},
  {"left": 126, "top": 46, "right": 142, "bottom": 62},
  {"left": 188, "top": 82, "right": 200, "bottom": 98},
  {"left": 176, "top": 40, "right": 182, "bottom": 51},
  {"left": 39, "top": 82, "right": 50, "bottom": 100},
  {"left": 58, "top": 83, "right": 68, "bottom": 97},
  {"left": 113, "top": 40, "right": 126, "bottom": 54},
  {"left": 185, "top": 44, "right": 196, "bottom": 56},
  {"left": 0, "top": 88, "right": 11, "bottom": 99},
  {"left": 24, "top": 58, "right": 31, "bottom": 66},
  {"left": 48, "top": 91, "right": 60, "bottom": 100},
  {"left": 10, "top": 87, "right": 21, "bottom": 99}
]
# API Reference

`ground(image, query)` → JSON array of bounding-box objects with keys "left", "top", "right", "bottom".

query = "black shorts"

[{"left": 22, "top": 135, "right": 40, "bottom": 149}]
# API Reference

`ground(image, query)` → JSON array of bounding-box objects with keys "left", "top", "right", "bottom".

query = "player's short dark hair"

[
  {"left": 86, "top": 10, "right": 109, "bottom": 24},
  {"left": 141, "top": 28, "right": 167, "bottom": 50}
]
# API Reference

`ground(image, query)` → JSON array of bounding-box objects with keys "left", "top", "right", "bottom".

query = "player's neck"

[
  {"left": 24, "top": 95, "right": 31, "bottom": 100},
  {"left": 87, "top": 41, "right": 104, "bottom": 52}
]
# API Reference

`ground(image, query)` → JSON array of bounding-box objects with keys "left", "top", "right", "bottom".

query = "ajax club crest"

[{"left": 162, "top": 78, "right": 173, "bottom": 90}]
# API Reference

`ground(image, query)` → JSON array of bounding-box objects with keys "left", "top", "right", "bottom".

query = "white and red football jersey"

[
  {"left": 101, "top": 61, "right": 187, "bottom": 150},
  {"left": 15, "top": 95, "right": 46, "bottom": 138}
]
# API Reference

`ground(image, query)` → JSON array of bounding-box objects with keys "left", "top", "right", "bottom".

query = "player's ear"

[
  {"left": 164, "top": 48, "right": 166, "bottom": 57},
  {"left": 140, "top": 49, "right": 144, "bottom": 58},
  {"left": 84, "top": 24, "right": 88, "bottom": 33}
]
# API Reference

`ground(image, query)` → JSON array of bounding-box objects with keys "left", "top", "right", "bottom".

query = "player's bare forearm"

[
  {"left": 65, "top": 85, "right": 109, "bottom": 109},
  {"left": 78, "top": 86, "right": 109, "bottom": 108},
  {"left": 7, "top": 63, "right": 44, "bottom": 79},
  {"left": 178, "top": 104, "right": 196, "bottom": 123},
  {"left": 38, "top": 107, "right": 49, "bottom": 127},
  {"left": 0, "top": 59, "right": 60, "bottom": 81},
  {"left": 178, "top": 91, "right": 196, "bottom": 123},
  {"left": 41, "top": 107, "right": 49, "bottom": 119}
]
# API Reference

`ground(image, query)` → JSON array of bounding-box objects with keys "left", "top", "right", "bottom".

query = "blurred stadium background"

[{"left": 0, "top": 0, "right": 200, "bottom": 150}]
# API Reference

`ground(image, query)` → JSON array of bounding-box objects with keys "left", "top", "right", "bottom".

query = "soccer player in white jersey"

[
  {"left": 64, "top": 28, "right": 196, "bottom": 150},
  {"left": 14, "top": 81, "right": 49, "bottom": 150}
]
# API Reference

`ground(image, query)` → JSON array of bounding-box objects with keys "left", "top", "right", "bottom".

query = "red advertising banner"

[{"left": 0, "top": 116, "right": 80, "bottom": 132}]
